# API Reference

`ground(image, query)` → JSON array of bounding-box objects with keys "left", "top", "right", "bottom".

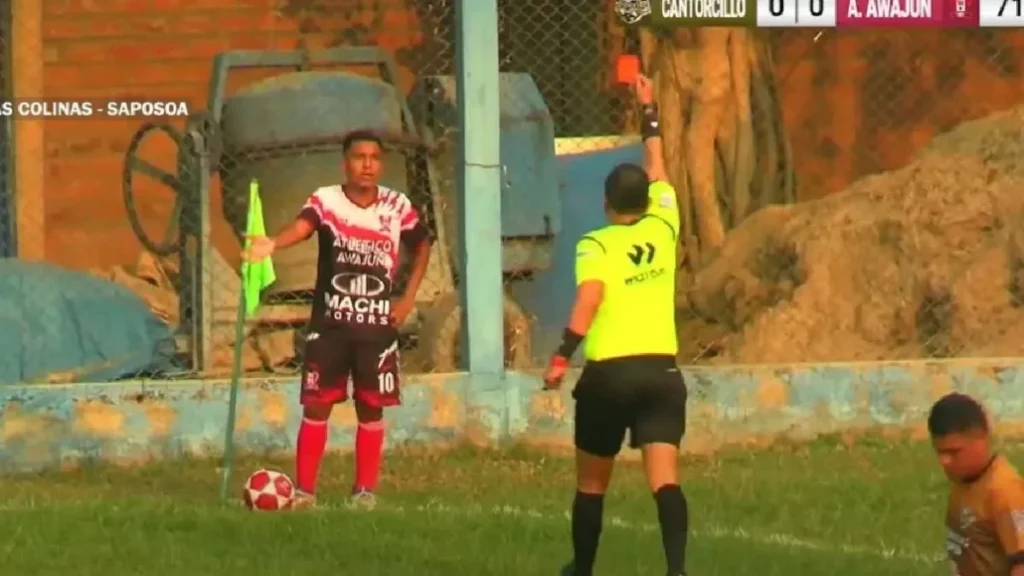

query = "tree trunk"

[{"left": 638, "top": 28, "right": 796, "bottom": 269}]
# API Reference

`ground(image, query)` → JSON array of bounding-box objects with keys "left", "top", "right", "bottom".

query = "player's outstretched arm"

[
  {"left": 243, "top": 217, "right": 314, "bottom": 262},
  {"left": 272, "top": 218, "right": 316, "bottom": 250},
  {"left": 243, "top": 195, "right": 319, "bottom": 262}
]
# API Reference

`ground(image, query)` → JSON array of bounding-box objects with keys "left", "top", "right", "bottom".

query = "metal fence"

[
  {"left": 501, "top": 24, "right": 1024, "bottom": 368},
  {"left": 647, "top": 29, "right": 1024, "bottom": 365},
  {"left": 2, "top": 1, "right": 1024, "bottom": 387}
]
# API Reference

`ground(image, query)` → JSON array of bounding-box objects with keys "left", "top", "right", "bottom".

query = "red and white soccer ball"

[{"left": 243, "top": 469, "right": 295, "bottom": 511}]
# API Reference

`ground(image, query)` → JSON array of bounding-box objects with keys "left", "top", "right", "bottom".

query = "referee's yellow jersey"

[{"left": 573, "top": 181, "right": 679, "bottom": 361}]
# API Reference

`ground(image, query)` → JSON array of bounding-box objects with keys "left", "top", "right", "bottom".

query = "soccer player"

[
  {"left": 245, "top": 130, "right": 431, "bottom": 510},
  {"left": 931, "top": 392, "right": 1024, "bottom": 576},
  {"left": 542, "top": 74, "right": 688, "bottom": 576}
]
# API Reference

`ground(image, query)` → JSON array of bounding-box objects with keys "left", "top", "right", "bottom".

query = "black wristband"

[
  {"left": 640, "top": 103, "right": 660, "bottom": 141},
  {"left": 555, "top": 328, "right": 584, "bottom": 359}
]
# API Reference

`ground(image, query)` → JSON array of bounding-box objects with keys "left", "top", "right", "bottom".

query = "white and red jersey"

[{"left": 298, "top": 184, "right": 428, "bottom": 339}]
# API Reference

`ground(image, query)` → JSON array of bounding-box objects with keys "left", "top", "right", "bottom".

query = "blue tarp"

[{"left": 0, "top": 260, "right": 173, "bottom": 385}]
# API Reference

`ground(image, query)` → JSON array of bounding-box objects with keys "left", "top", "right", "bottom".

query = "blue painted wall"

[
  {"left": 6, "top": 360, "right": 1024, "bottom": 473},
  {"left": 507, "top": 142, "right": 643, "bottom": 363}
]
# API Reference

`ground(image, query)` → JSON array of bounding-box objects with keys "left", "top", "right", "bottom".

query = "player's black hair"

[
  {"left": 342, "top": 129, "right": 384, "bottom": 154},
  {"left": 604, "top": 163, "right": 650, "bottom": 215},
  {"left": 927, "top": 393, "right": 989, "bottom": 437}
]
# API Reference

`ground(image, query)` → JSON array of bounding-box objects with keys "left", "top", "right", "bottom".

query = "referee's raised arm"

[
  {"left": 635, "top": 75, "right": 679, "bottom": 237},
  {"left": 635, "top": 75, "right": 668, "bottom": 184}
]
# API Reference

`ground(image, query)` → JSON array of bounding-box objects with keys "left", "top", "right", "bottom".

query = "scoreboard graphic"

[{"left": 613, "top": 0, "right": 1023, "bottom": 26}]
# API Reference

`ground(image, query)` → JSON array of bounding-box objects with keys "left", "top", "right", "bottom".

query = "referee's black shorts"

[{"left": 572, "top": 354, "right": 687, "bottom": 458}]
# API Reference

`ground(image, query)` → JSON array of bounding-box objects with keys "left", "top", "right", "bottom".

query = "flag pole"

[
  {"left": 219, "top": 270, "right": 248, "bottom": 501},
  {"left": 220, "top": 179, "right": 259, "bottom": 501}
]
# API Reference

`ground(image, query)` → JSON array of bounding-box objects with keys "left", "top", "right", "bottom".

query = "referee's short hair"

[
  {"left": 605, "top": 163, "right": 650, "bottom": 215},
  {"left": 927, "top": 393, "right": 989, "bottom": 438}
]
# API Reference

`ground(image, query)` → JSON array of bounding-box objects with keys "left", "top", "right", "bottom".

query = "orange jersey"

[{"left": 946, "top": 456, "right": 1024, "bottom": 576}]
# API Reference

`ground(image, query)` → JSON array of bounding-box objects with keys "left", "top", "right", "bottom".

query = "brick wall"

[
  {"left": 40, "top": 2, "right": 1024, "bottom": 271},
  {"left": 39, "top": 0, "right": 437, "bottom": 270}
]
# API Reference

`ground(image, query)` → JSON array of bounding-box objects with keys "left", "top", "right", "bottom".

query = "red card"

[{"left": 615, "top": 54, "right": 640, "bottom": 85}]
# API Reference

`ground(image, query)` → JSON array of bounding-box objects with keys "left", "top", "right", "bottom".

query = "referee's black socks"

[
  {"left": 654, "top": 484, "right": 688, "bottom": 575},
  {"left": 570, "top": 491, "right": 604, "bottom": 575}
]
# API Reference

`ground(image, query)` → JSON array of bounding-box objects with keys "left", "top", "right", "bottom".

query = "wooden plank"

[{"left": 12, "top": 0, "right": 44, "bottom": 260}]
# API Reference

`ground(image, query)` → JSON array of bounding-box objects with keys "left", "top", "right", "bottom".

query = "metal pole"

[
  {"left": 455, "top": 0, "right": 504, "bottom": 376},
  {"left": 194, "top": 131, "right": 214, "bottom": 373}
]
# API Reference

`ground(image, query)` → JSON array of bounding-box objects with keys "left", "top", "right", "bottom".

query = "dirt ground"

[{"left": 680, "top": 106, "right": 1024, "bottom": 364}]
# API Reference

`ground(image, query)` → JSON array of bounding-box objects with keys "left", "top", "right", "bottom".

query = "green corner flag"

[
  {"left": 241, "top": 179, "right": 276, "bottom": 317},
  {"left": 221, "top": 179, "right": 275, "bottom": 501}
]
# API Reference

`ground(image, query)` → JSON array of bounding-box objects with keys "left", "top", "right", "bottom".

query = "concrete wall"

[{"left": 5, "top": 358, "right": 1024, "bottom": 473}]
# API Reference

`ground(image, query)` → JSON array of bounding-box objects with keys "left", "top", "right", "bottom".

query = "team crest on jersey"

[
  {"left": 614, "top": 0, "right": 652, "bottom": 24},
  {"left": 303, "top": 366, "right": 320, "bottom": 391},
  {"left": 378, "top": 214, "right": 393, "bottom": 233}
]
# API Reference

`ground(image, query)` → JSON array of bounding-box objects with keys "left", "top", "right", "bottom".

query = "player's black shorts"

[
  {"left": 299, "top": 327, "right": 401, "bottom": 408},
  {"left": 572, "top": 354, "right": 686, "bottom": 458}
]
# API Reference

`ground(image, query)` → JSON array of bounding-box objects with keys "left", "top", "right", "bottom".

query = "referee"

[{"left": 543, "top": 75, "right": 688, "bottom": 576}]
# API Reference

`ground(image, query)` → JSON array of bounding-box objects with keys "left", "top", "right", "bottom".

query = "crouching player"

[
  {"left": 931, "top": 393, "right": 1024, "bottom": 576},
  {"left": 245, "top": 130, "right": 431, "bottom": 509}
]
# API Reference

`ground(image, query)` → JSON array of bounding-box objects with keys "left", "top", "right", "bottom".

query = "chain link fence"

[
  {"left": 497, "top": 20, "right": 1024, "bottom": 367},
  {"left": 0, "top": 0, "right": 467, "bottom": 385},
  {"left": 674, "top": 30, "right": 1024, "bottom": 365},
  {"left": 4, "top": 1, "right": 1024, "bottom": 386}
]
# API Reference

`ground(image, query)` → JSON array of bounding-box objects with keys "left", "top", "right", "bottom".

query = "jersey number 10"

[{"left": 378, "top": 373, "right": 396, "bottom": 394}]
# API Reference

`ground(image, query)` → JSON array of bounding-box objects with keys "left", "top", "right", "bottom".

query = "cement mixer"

[{"left": 122, "top": 47, "right": 558, "bottom": 373}]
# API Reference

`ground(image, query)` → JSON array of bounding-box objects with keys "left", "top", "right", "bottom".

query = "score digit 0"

[{"left": 758, "top": 0, "right": 837, "bottom": 26}]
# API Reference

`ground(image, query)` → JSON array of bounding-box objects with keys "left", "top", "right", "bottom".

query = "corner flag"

[
  {"left": 221, "top": 178, "right": 276, "bottom": 501},
  {"left": 241, "top": 179, "right": 276, "bottom": 317}
]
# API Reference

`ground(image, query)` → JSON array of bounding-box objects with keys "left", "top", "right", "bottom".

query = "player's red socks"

[
  {"left": 354, "top": 421, "right": 385, "bottom": 491},
  {"left": 296, "top": 417, "right": 328, "bottom": 494}
]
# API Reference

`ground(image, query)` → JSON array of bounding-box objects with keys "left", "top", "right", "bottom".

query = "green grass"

[{"left": 2, "top": 436, "right": 1000, "bottom": 575}]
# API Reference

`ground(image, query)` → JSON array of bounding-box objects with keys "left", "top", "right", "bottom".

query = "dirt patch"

[{"left": 682, "top": 107, "right": 1024, "bottom": 363}]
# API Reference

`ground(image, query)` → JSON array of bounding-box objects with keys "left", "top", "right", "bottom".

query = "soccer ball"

[{"left": 243, "top": 469, "right": 295, "bottom": 511}]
